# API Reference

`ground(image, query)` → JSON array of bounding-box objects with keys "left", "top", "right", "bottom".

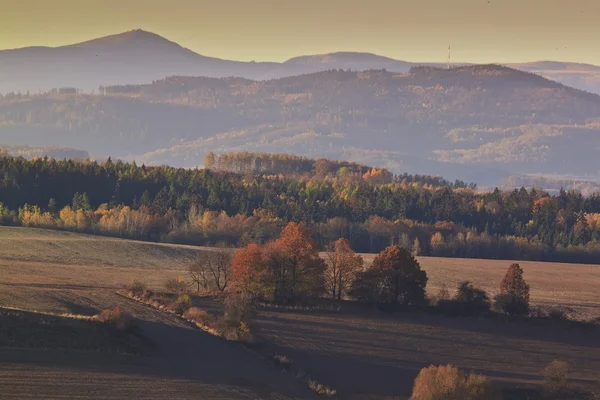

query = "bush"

[
  {"left": 530, "top": 306, "right": 570, "bottom": 322},
  {"left": 410, "top": 364, "right": 500, "bottom": 400},
  {"left": 494, "top": 293, "right": 529, "bottom": 316},
  {"left": 436, "top": 284, "right": 450, "bottom": 303},
  {"left": 164, "top": 278, "right": 187, "bottom": 294},
  {"left": 167, "top": 294, "right": 193, "bottom": 314},
  {"left": 183, "top": 307, "right": 214, "bottom": 326},
  {"left": 127, "top": 280, "right": 148, "bottom": 298},
  {"left": 542, "top": 360, "right": 570, "bottom": 398},
  {"left": 217, "top": 291, "right": 254, "bottom": 342},
  {"left": 455, "top": 281, "right": 491, "bottom": 314},
  {"left": 96, "top": 305, "right": 135, "bottom": 331}
]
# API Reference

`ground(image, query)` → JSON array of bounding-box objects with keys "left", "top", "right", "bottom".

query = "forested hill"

[
  {"left": 2, "top": 156, "right": 600, "bottom": 264},
  {"left": 204, "top": 151, "right": 474, "bottom": 189},
  {"left": 3, "top": 29, "right": 600, "bottom": 96},
  {"left": 2, "top": 65, "right": 600, "bottom": 185}
]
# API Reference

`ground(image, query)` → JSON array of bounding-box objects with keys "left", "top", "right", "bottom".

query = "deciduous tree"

[
  {"left": 325, "top": 238, "right": 364, "bottom": 300},
  {"left": 189, "top": 249, "right": 232, "bottom": 292},
  {"left": 350, "top": 245, "right": 427, "bottom": 308}
]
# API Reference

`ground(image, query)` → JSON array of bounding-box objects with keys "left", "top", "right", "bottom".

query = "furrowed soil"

[
  {"left": 1, "top": 226, "right": 600, "bottom": 399},
  {"left": 0, "top": 227, "right": 316, "bottom": 399}
]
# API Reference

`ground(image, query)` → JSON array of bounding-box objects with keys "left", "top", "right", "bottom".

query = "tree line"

[{"left": 2, "top": 156, "right": 600, "bottom": 263}]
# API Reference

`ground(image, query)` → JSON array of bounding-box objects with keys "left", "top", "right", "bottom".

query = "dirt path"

[{"left": 0, "top": 292, "right": 317, "bottom": 400}]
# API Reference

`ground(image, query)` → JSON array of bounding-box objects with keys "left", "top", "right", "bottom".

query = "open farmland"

[
  {"left": 0, "top": 227, "right": 318, "bottom": 399},
  {"left": 1, "top": 226, "right": 600, "bottom": 399},
  {"left": 367, "top": 255, "right": 600, "bottom": 322},
  {"left": 254, "top": 309, "right": 600, "bottom": 399}
]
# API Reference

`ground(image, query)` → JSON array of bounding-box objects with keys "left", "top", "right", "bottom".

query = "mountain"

[
  {"left": 506, "top": 61, "right": 600, "bottom": 95},
  {"left": 0, "top": 29, "right": 277, "bottom": 94},
  {"left": 262, "top": 52, "right": 414, "bottom": 79},
  {"left": 2, "top": 65, "right": 600, "bottom": 185},
  {"left": 2, "top": 29, "right": 600, "bottom": 96}
]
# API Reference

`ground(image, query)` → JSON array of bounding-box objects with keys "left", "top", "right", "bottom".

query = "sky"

[{"left": 2, "top": 0, "right": 600, "bottom": 65}]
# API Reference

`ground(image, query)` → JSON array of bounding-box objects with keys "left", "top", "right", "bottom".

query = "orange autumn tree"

[
  {"left": 230, "top": 244, "right": 266, "bottom": 298},
  {"left": 230, "top": 222, "right": 326, "bottom": 304},
  {"left": 270, "top": 222, "right": 326, "bottom": 303}
]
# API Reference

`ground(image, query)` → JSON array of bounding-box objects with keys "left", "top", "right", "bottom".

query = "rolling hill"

[
  {"left": 1, "top": 65, "right": 600, "bottom": 184},
  {"left": 0, "top": 30, "right": 277, "bottom": 94},
  {"left": 2, "top": 29, "right": 600, "bottom": 97}
]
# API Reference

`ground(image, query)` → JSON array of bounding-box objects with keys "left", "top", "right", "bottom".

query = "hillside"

[
  {"left": 2, "top": 29, "right": 600, "bottom": 97},
  {"left": 1, "top": 65, "right": 600, "bottom": 183},
  {"left": 508, "top": 61, "right": 600, "bottom": 96},
  {"left": 0, "top": 29, "right": 276, "bottom": 94}
]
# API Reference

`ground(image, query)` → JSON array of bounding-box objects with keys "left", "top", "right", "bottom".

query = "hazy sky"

[{"left": 2, "top": 0, "right": 599, "bottom": 64}]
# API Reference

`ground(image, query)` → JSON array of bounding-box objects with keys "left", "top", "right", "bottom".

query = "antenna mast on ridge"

[{"left": 447, "top": 45, "right": 451, "bottom": 70}]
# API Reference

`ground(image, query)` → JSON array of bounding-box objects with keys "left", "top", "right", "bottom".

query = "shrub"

[
  {"left": 454, "top": 281, "right": 491, "bottom": 315},
  {"left": 437, "top": 284, "right": 451, "bottom": 303},
  {"left": 168, "top": 294, "right": 193, "bottom": 314},
  {"left": 183, "top": 307, "right": 213, "bottom": 326},
  {"left": 542, "top": 360, "right": 570, "bottom": 398},
  {"left": 273, "top": 354, "right": 293, "bottom": 369},
  {"left": 224, "top": 290, "right": 253, "bottom": 326},
  {"left": 96, "top": 305, "right": 135, "bottom": 331},
  {"left": 410, "top": 364, "right": 500, "bottom": 400},
  {"left": 128, "top": 280, "right": 148, "bottom": 297},
  {"left": 494, "top": 294, "right": 529, "bottom": 316},
  {"left": 164, "top": 278, "right": 187, "bottom": 294}
]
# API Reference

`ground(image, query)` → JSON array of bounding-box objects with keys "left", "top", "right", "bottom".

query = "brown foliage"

[
  {"left": 350, "top": 245, "right": 427, "bottom": 307},
  {"left": 166, "top": 294, "right": 193, "bottom": 315},
  {"left": 500, "top": 263, "right": 530, "bottom": 302},
  {"left": 542, "top": 360, "right": 570, "bottom": 398},
  {"left": 230, "top": 243, "right": 267, "bottom": 297},
  {"left": 410, "top": 364, "right": 499, "bottom": 400},
  {"left": 229, "top": 222, "right": 326, "bottom": 303},
  {"left": 96, "top": 305, "right": 134, "bottom": 331},
  {"left": 495, "top": 263, "right": 530, "bottom": 315},
  {"left": 325, "top": 238, "right": 363, "bottom": 300},
  {"left": 270, "top": 222, "right": 326, "bottom": 303}
]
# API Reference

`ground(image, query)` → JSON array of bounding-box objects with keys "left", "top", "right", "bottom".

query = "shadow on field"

[
  {"left": 0, "top": 317, "right": 316, "bottom": 399},
  {"left": 263, "top": 307, "right": 600, "bottom": 349},
  {"left": 1, "top": 282, "right": 115, "bottom": 291},
  {"left": 50, "top": 295, "right": 101, "bottom": 316},
  {"left": 254, "top": 310, "right": 600, "bottom": 399}
]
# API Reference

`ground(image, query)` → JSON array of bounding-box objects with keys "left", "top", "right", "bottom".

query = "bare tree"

[{"left": 189, "top": 249, "right": 232, "bottom": 292}]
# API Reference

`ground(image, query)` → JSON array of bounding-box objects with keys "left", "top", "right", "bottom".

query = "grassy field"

[{"left": 1, "top": 226, "right": 600, "bottom": 399}]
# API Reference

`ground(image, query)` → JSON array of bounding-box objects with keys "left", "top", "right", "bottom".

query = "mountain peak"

[{"left": 68, "top": 29, "right": 180, "bottom": 49}]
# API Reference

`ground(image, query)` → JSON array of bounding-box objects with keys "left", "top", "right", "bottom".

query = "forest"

[
  {"left": 2, "top": 154, "right": 600, "bottom": 264},
  {"left": 2, "top": 66, "right": 600, "bottom": 184}
]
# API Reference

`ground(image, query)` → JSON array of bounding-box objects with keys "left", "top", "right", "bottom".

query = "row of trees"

[
  {"left": 206, "top": 152, "right": 474, "bottom": 189},
  {"left": 7, "top": 196, "right": 600, "bottom": 264},
  {"left": 3, "top": 156, "right": 600, "bottom": 263},
  {"left": 214, "top": 221, "right": 533, "bottom": 316}
]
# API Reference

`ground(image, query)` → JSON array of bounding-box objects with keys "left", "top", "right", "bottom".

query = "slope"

[
  {"left": 0, "top": 29, "right": 277, "bottom": 94},
  {"left": 2, "top": 65, "right": 600, "bottom": 183},
  {"left": 3, "top": 29, "right": 600, "bottom": 97}
]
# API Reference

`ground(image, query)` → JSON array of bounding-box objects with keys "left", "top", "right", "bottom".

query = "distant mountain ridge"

[
  {"left": 1, "top": 29, "right": 600, "bottom": 95},
  {"left": 1, "top": 64, "right": 600, "bottom": 185}
]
